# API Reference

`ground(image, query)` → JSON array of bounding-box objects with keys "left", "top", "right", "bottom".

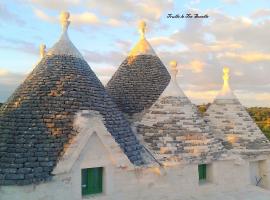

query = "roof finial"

[
  {"left": 40, "top": 44, "right": 46, "bottom": 58},
  {"left": 161, "top": 60, "right": 186, "bottom": 97},
  {"left": 138, "top": 20, "right": 146, "bottom": 39},
  {"left": 222, "top": 67, "right": 230, "bottom": 93},
  {"left": 60, "top": 11, "right": 70, "bottom": 33},
  {"left": 169, "top": 60, "right": 178, "bottom": 80}
]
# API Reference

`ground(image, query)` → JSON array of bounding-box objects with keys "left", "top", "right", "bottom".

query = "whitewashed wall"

[
  {"left": 1, "top": 113, "right": 270, "bottom": 200},
  {"left": 1, "top": 154, "right": 270, "bottom": 199}
]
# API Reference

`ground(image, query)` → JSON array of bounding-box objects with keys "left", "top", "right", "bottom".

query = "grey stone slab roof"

[
  {"left": 205, "top": 98, "right": 270, "bottom": 154},
  {"left": 0, "top": 55, "right": 145, "bottom": 185},
  {"left": 106, "top": 55, "right": 170, "bottom": 116},
  {"left": 137, "top": 96, "right": 225, "bottom": 164}
]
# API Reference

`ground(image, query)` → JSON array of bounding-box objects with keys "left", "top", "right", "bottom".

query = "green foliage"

[{"left": 247, "top": 107, "right": 270, "bottom": 140}]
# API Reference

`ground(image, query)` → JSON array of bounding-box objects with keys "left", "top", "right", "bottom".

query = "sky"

[{"left": 0, "top": 0, "right": 270, "bottom": 107}]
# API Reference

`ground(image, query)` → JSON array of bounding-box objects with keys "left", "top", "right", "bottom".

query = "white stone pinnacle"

[
  {"left": 138, "top": 20, "right": 146, "bottom": 40},
  {"left": 161, "top": 61, "right": 186, "bottom": 97},
  {"left": 39, "top": 44, "right": 46, "bottom": 58},
  {"left": 60, "top": 11, "right": 70, "bottom": 33},
  {"left": 47, "top": 11, "right": 83, "bottom": 59},
  {"left": 216, "top": 67, "right": 236, "bottom": 100},
  {"left": 128, "top": 20, "right": 156, "bottom": 57}
]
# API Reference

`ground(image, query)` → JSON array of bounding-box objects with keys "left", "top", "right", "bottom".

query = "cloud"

[
  {"left": 0, "top": 2, "right": 25, "bottom": 25},
  {"left": 219, "top": 52, "right": 270, "bottom": 62},
  {"left": 33, "top": 8, "right": 123, "bottom": 28},
  {"left": 106, "top": 18, "right": 122, "bottom": 27},
  {"left": 222, "top": 0, "right": 238, "bottom": 4},
  {"left": 255, "top": 93, "right": 270, "bottom": 102},
  {"left": 0, "top": 36, "right": 38, "bottom": 55},
  {"left": 27, "top": 0, "right": 80, "bottom": 10},
  {"left": 149, "top": 36, "right": 176, "bottom": 47},
  {"left": 206, "top": 11, "right": 270, "bottom": 52},
  {"left": 0, "top": 69, "right": 26, "bottom": 103},
  {"left": 33, "top": 9, "right": 100, "bottom": 25},
  {"left": 91, "top": 66, "right": 117, "bottom": 85},
  {"left": 114, "top": 40, "right": 132, "bottom": 52},
  {"left": 33, "top": 8, "right": 56, "bottom": 23},
  {"left": 190, "top": 41, "right": 242, "bottom": 53},
  {"left": 187, "top": 60, "right": 205, "bottom": 73},
  {"left": 71, "top": 12, "right": 100, "bottom": 25},
  {"left": 0, "top": 69, "right": 9, "bottom": 76},
  {"left": 251, "top": 9, "right": 270, "bottom": 19},
  {"left": 28, "top": 0, "right": 174, "bottom": 29},
  {"left": 171, "top": 18, "right": 206, "bottom": 46},
  {"left": 87, "top": 0, "right": 173, "bottom": 21},
  {"left": 83, "top": 50, "right": 125, "bottom": 66}
]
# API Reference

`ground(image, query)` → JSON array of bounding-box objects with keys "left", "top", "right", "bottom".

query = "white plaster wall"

[
  {"left": 1, "top": 159, "right": 270, "bottom": 200},
  {"left": 211, "top": 160, "right": 250, "bottom": 190},
  {"left": 247, "top": 155, "right": 270, "bottom": 189},
  {"left": 260, "top": 157, "right": 270, "bottom": 189}
]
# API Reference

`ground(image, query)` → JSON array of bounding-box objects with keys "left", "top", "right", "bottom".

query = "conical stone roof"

[
  {"left": 106, "top": 21, "right": 170, "bottom": 117},
  {"left": 0, "top": 12, "right": 144, "bottom": 185},
  {"left": 205, "top": 67, "right": 270, "bottom": 155},
  {"left": 137, "top": 61, "right": 225, "bottom": 164}
]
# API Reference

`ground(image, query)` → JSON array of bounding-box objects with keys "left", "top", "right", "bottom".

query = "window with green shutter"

[
  {"left": 198, "top": 164, "right": 207, "bottom": 181},
  {"left": 81, "top": 167, "right": 103, "bottom": 196}
]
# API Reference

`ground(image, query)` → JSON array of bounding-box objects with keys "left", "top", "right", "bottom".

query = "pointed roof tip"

[
  {"left": 39, "top": 44, "right": 46, "bottom": 58},
  {"left": 161, "top": 60, "right": 186, "bottom": 98},
  {"left": 138, "top": 20, "right": 146, "bottom": 39},
  {"left": 46, "top": 11, "right": 83, "bottom": 59},
  {"left": 60, "top": 11, "right": 70, "bottom": 33},
  {"left": 128, "top": 20, "right": 156, "bottom": 57},
  {"left": 216, "top": 66, "right": 236, "bottom": 100},
  {"left": 169, "top": 60, "right": 178, "bottom": 80},
  {"left": 169, "top": 60, "right": 178, "bottom": 73}
]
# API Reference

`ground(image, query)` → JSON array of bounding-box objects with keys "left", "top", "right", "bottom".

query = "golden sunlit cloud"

[
  {"left": 220, "top": 52, "right": 270, "bottom": 62},
  {"left": 0, "top": 69, "right": 9, "bottom": 76},
  {"left": 254, "top": 93, "right": 270, "bottom": 101},
  {"left": 106, "top": 18, "right": 122, "bottom": 27},
  {"left": 191, "top": 41, "right": 242, "bottom": 52},
  {"left": 188, "top": 60, "right": 205, "bottom": 73},
  {"left": 71, "top": 12, "right": 100, "bottom": 25},
  {"left": 33, "top": 8, "right": 55, "bottom": 23}
]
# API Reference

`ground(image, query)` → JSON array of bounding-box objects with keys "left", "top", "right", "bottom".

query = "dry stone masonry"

[
  {"left": 106, "top": 21, "right": 170, "bottom": 116},
  {"left": 205, "top": 68, "right": 270, "bottom": 156},
  {"left": 0, "top": 12, "right": 145, "bottom": 186},
  {"left": 137, "top": 61, "right": 225, "bottom": 164}
]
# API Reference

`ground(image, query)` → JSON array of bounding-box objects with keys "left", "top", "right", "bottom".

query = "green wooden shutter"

[
  {"left": 82, "top": 167, "right": 103, "bottom": 196},
  {"left": 198, "top": 164, "right": 206, "bottom": 180}
]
